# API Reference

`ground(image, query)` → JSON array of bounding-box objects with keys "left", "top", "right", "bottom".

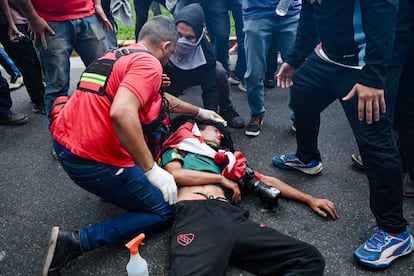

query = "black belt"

[{"left": 193, "top": 192, "right": 229, "bottom": 202}]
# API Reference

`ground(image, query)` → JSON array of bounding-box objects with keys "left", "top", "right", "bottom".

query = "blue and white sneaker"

[
  {"left": 354, "top": 227, "right": 414, "bottom": 268},
  {"left": 272, "top": 153, "right": 323, "bottom": 175}
]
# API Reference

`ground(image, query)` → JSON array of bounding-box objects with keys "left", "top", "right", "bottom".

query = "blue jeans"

[
  {"left": 0, "top": 46, "right": 20, "bottom": 77},
  {"left": 36, "top": 14, "right": 108, "bottom": 120},
  {"left": 243, "top": 14, "right": 299, "bottom": 117},
  {"left": 291, "top": 53, "right": 406, "bottom": 233},
  {"left": 54, "top": 142, "right": 172, "bottom": 251},
  {"left": 102, "top": 0, "right": 119, "bottom": 51}
]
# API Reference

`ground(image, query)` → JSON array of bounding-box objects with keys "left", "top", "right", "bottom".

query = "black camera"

[{"left": 238, "top": 166, "right": 281, "bottom": 210}]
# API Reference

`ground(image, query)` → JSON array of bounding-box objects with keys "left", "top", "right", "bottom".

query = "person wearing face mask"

[{"left": 164, "top": 3, "right": 245, "bottom": 129}]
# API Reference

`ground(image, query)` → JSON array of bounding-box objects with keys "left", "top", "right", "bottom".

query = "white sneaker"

[
  {"left": 238, "top": 82, "right": 246, "bottom": 93},
  {"left": 9, "top": 75, "right": 24, "bottom": 90}
]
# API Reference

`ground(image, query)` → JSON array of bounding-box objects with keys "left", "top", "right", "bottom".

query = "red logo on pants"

[{"left": 177, "top": 233, "right": 195, "bottom": 246}]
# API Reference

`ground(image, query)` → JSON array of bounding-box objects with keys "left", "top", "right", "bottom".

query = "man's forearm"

[
  {"left": 164, "top": 93, "right": 199, "bottom": 116},
  {"left": 261, "top": 175, "right": 314, "bottom": 205},
  {"left": 1, "top": 0, "right": 15, "bottom": 25},
  {"left": 8, "top": 0, "right": 39, "bottom": 21},
  {"left": 111, "top": 93, "right": 155, "bottom": 172},
  {"left": 164, "top": 162, "right": 223, "bottom": 187}
]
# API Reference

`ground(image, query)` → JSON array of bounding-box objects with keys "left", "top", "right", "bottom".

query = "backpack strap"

[{"left": 77, "top": 48, "right": 154, "bottom": 102}]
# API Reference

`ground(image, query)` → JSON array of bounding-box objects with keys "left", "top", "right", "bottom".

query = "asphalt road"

[{"left": 1, "top": 56, "right": 413, "bottom": 275}]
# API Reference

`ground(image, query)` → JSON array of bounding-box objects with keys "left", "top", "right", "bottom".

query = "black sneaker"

[
  {"left": 42, "top": 226, "right": 83, "bottom": 276},
  {"left": 220, "top": 106, "right": 245, "bottom": 129},
  {"left": 33, "top": 104, "right": 46, "bottom": 115},
  {"left": 245, "top": 116, "right": 263, "bottom": 137},
  {"left": 0, "top": 112, "right": 29, "bottom": 125}
]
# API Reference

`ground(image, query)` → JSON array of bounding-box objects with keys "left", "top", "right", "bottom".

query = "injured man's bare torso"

[{"left": 177, "top": 184, "right": 228, "bottom": 202}]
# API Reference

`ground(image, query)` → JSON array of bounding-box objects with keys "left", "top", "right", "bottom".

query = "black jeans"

[
  {"left": 0, "top": 24, "right": 45, "bottom": 107},
  {"left": 164, "top": 62, "right": 232, "bottom": 112},
  {"left": 395, "top": 50, "right": 414, "bottom": 180},
  {"left": 291, "top": 53, "right": 406, "bottom": 233},
  {"left": 134, "top": 0, "right": 166, "bottom": 41}
]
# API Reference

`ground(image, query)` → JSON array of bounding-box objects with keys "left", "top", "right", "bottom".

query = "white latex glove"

[
  {"left": 196, "top": 108, "right": 227, "bottom": 126},
  {"left": 144, "top": 162, "right": 177, "bottom": 205}
]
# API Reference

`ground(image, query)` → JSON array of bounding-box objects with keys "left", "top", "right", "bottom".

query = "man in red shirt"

[
  {"left": 11, "top": 0, "right": 112, "bottom": 120},
  {"left": 42, "top": 16, "right": 225, "bottom": 275}
]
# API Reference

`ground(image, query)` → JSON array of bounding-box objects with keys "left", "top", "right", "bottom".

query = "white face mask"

[{"left": 170, "top": 31, "right": 207, "bottom": 70}]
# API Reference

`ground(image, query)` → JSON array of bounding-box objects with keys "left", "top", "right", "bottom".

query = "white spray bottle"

[{"left": 125, "top": 233, "right": 149, "bottom": 276}]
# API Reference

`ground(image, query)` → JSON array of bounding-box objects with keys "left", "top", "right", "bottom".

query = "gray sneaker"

[{"left": 238, "top": 81, "right": 247, "bottom": 93}]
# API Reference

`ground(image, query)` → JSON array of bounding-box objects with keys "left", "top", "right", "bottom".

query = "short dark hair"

[
  {"left": 169, "top": 115, "right": 234, "bottom": 151},
  {"left": 138, "top": 15, "right": 178, "bottom": 45}
]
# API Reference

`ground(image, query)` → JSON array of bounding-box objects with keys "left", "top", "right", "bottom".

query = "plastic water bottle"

[{"left": 275, "top": 0, "right": 292, "bottom": 16}]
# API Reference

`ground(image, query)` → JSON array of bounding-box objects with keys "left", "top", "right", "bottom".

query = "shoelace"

[
  {"left": 284, "top": 154, "right": 301, "bottom": 163},
  {"left": 364, "top": 225, "right": 390, "bottom": 250}
]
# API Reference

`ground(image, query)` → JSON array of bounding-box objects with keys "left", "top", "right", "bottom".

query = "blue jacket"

[
  {"left": 286, "top": 0, "right": 399, "bottom": 90},
  {"left": 242, "top": 0, "right": 302, "bottom": 20}
]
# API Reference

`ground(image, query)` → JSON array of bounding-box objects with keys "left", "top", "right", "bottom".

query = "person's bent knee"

[
  {"left": 158, "top": 202, "right": 173, "bottom": 221},
  {"left": 302, "top": 243, "right": 325, "bottom": 276}
]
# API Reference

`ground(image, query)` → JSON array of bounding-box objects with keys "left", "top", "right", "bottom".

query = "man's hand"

[
  {"left": 342, "top": 83, "right": 386, "bottom": 124},
  {"left": 276, "top": 62, "right": 296, "bottom": 89},
  {"left": 197, "top": 108, "right": 227, "bottom": 126},
  {"left": 28, "top": 16, "right": 55, "bottom": 49},
  {"left": 161, "top": 74, "right": 171, "bottom": 87},
  {"left": 221, "top": 176, "right": 241, "bottom": 203},
  {"left": 8, "top": 25, "right": 25, "bottom": 42},
  {"left": 145, "top": 162, "right": 177, "bottom": 204},
  {"left": 308, "top": 197, "right": 339, "bottom": 219},
  {"left": 94, "top": 4, "right": 113, "bottom": 32}
]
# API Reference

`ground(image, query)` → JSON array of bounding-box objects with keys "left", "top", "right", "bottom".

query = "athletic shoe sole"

[
  {"left": 228, "top": 77, "right": 241, "bottom": 85},
  {"left": 245, "top": 129, "right": 260, "bottom": 137},
  {"left": 238, "top": 83, "right": 247, "bottom": 93},
  {"left": 245, "top": 121, "right": 263, "bottom": 137},
  {"left": 42, "top": 226, "right": 59, "bottom": 276},
  {"left": 354, "top": 235, "right": 414, "bottom": 268},
  {"left": 351, "top": 154, "right": 364, "bottom": 170},
  {"left": 0, "top": 116, "right": 29, "bottom": 126}
]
